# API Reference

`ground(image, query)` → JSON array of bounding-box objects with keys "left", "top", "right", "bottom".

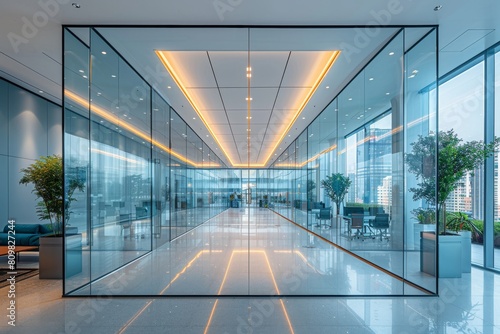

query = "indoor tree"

[
  {"left": 19, "top": 155, "right": 85, "bottom": 236},
  {"left": 321, "top": 173, "right": 351, "bottom": 215},
  {"left": 405, "top": 130, "right": 500, "bottom": 234}
]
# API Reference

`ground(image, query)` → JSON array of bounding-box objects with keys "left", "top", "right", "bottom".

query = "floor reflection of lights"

[
  {"left": 118, "top": 249, "right": 295, "bottom": 334},
  {"left": 203, "top": 250, "right": 294, "bottom": 334}
]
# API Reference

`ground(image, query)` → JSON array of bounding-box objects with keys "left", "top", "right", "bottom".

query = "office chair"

[
  {"left": 369, "top": 213, "right": 390, "bottom": 241},
  {"left": 349, "top": 213, "right": 365, "bottom": 240},
  {"left": 315, "top": 208, "right": 332, "bottom": 228}
]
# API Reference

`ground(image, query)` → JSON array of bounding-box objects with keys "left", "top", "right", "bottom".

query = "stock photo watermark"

[
  {"left": 4, "top": 219, "right": 17, "bottom": 327},
  {"left": 7, "top": 0, "right": 70, "bottom": 53}
]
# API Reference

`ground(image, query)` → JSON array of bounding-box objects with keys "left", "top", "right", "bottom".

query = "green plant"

[
  {"left": 406, "top": 130, "right": 500, "bottom": 234},
  {"left": 447, "top": 211, "right": 482, "bottom": 235},
  {"left": 306, "top": 179, "right": 316, "bottom": 201},
  {"left": 411, "top": 207, "right": 436, "bottom": 224},
  {"left": 321, "top": 173, "right": 351, "bottom": 215},
  {"left": 19, "top": 155, "right": 85, "bottom": 236}
]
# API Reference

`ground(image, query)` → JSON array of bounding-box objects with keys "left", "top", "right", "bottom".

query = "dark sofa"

[{"left": 0, "top": 223, "right": 52, "bottom": 246}]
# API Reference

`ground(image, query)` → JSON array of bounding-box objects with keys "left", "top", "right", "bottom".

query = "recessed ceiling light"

[
  {"left": 412, "top": 69, "right": 419, "bottom": 74},
  {"left": 97, "top": 92, "right": 101, "bottom": 96},
  {"left": 434, "top": 5, "right": 442, "bottom": 11},
  {"left": 245, "top": 97, "right": 253, "bottom": 101},
  {"left": 386, "top": 92, "right": 390, "bottom": 95},
  {"left": 78, "top": 69, "right": 84, "bottom": 73},
  {"left": 302, "top": 117, "right": 305, "bottom": 120},
  {"left": 167, "top": 86, "right": 171, "bottom": 89},
  {"left": 116, "top": 106, "right": 119, "bottom": 109},
  {"left": 139, "top": 98, "right": 143, "bottom": 101},
  {"left": 348, "top": 97, "right": 353, "bottom": 101},
  {"left": 72, "top": 3, "right": 81, "bottom": 8},
  {"left": 389, "top": 52, "right": 395, "bottom": 56},
  {"left": 326, "top": 86, "right": 330, "bottom": 89},
  {"left": 39, "top": 90, "right": 43, "bottom": 93},
  {"left": 111, "top": 75, "right": 116, "bottom": 78},
  {"left": 82, "top": 75, "right": 88, "bottom": 79},
  {"left": 345, "top": 114, "right": 349, "bottom": 116},
  {"left": 123, "top": 114, "right": 127, "bottom": 117},
  {"left": 408, "top": 74, "right": 416, "bottom": 79},
  {"left": 101, "top": 51, "right": 107, "bottom": 55},
  {"left": 369, "top": 77, "right": 374, "bottom": 81},
  {"left": 368, "top": 107, "right": 372, "bottom": 110},
  {"left": 193, "top": 117, "right": 196, "bottom": 120}
]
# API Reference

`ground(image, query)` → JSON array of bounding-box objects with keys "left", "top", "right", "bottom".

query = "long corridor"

[
  {"left": 85, "top": 208, "right": 425, "bottom": 296},
  {"left": 1, "top": 208, "right": 499, "bottom": 334}
]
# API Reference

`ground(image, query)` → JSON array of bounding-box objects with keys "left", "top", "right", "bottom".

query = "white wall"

[{"left": 0, "top": 77, "right": 62, "bottom": 227}]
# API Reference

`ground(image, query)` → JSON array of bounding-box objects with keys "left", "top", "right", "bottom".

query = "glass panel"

[
  {"left": 63, "top": 28, "right": 90, "bottom": 294},
  {"left": 494, "top": 50, "right": 500, "bottom": 270},
  {"left": 152, "top": 92, "right": 170, "bottom": 248},
  {"left": 405, "top": 29, "right": 437, "bottom": 292},
  {"left": 89, "top": 29, "right": 152, "bottom": 290},
  {"left": 440, "top": 61, "right": 485, "bottom": 268},
  {"left": 170, "top": 111, "right": 187, "bottom": 239}
]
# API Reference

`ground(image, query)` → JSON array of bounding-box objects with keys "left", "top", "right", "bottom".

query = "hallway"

[
  {"left": 1, "top": 208, "right": 498, "bottom": 333},
  {"left": 75, "top": 208, "right": 425, "bottom": 296}
]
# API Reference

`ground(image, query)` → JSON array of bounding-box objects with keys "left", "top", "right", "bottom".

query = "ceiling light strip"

[
  {"left": 156, "top": 51, "right": 236, "bottom": 166},
  {"left": 263, "top": 51, "right": 341, "bottom": 166},
  {"left": 65, "top": 90, "right": 210, "bottom": 167}
]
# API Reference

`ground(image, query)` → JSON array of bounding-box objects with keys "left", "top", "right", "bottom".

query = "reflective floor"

[
  {"left": 1, "top": 209, "right": 499, "bottom": 333},
  {"left": 70, "top": 208, "right": 424, "bottom": 296}
]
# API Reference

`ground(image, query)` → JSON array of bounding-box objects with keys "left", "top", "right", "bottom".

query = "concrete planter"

[
  {"left": 39, "top": 234, "right": 82, "bottom": 279},
  {"left": 39, "top": 236, "right": 63, "bottom": 279}
]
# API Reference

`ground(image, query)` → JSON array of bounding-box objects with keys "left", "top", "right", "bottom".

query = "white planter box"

[
  {"left": 459, "top": 231, "right": 471, "bottom": 273},
  {"left": 420, "top": 232, "right": 462, "bottom": 278}
]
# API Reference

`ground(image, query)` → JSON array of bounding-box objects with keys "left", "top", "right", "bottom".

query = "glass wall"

[
  {"left": 269, "top": 28, "right": 438, "bottom": 294},
  {"left": 493, "top": 48, "right": 500, "bottom": 270},
  {"left": 64, "top": 26, "right": 438, "bottom": 296},
  {"left": 63, "top": 28, "right": 229, "bottom": 295}
]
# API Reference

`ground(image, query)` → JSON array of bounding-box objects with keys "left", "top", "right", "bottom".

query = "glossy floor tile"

[
  {"left": 1, "top": 208, "right": 499, "bottom": 333},
  {"left": 77, "top": 208, "right": 422, "bottom": 296},
  {"left": 0, "top": 268, "right": 499, "bottom": 333}
]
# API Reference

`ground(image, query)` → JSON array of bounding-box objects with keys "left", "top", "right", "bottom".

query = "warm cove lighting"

[
  {"left": 156, "top": 50, "right": 340, "bottom": 168},
  {"left": 65, "top": 90, "right": 218, "bottom": 168}
]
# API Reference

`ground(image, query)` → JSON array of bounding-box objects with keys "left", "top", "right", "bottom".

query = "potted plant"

[
  {"left": 306, "top": 179, "right": 316, "bottom": 210},
  {"left": 19, "top": 155, "right": 85, "bottom": 279},
  {"left": 411, "top": 207, "right": 436, "bottom": 250},
  {"left": 406, "top": 130, "right": 500, "bottom": 277},
  {"left": 321, "top": 173, "right": 351, "bottom": 221}
]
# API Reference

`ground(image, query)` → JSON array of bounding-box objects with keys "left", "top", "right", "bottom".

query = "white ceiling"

[{"left": 1, "top": 0, "right": 500, "bottom": 167}]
